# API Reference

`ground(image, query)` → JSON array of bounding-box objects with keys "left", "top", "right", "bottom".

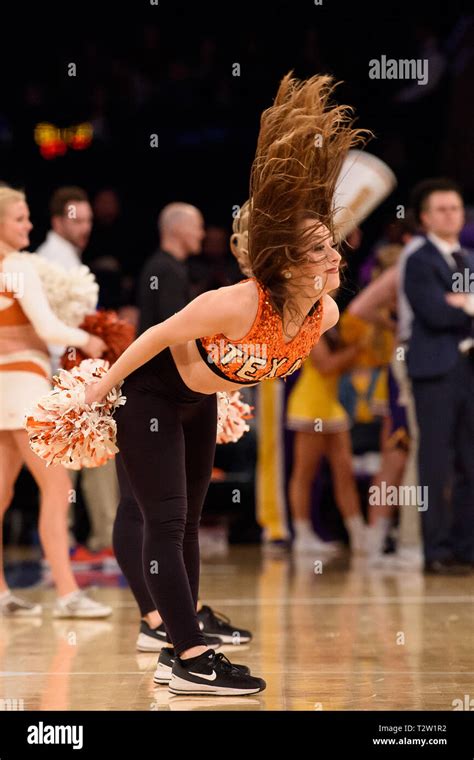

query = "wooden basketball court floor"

[{"left": 1, "top": 545, "right": 473, "bottom": 711}]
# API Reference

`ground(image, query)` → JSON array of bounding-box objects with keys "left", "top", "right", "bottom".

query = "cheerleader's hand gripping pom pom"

[
  {"left": 24, "top": 359, "right": 126, "bottom": 470},
  {"left": 216, "top": 391, "right": 254, "bottom": 444}
]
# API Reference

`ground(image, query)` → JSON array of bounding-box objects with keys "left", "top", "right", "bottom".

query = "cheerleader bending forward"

[{"left": 84, "top": 73, "right": 368, "bottom": 696}]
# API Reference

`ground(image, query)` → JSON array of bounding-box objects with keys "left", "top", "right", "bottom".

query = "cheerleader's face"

[
  {"left": 0, "top": 201, "right": 33, "bottom": 252},
  {"left": 296, "top": 220, "right": 341, "bottom": 294}
]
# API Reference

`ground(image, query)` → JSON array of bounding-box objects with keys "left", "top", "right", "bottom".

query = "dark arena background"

[{"left": 0, "top": 0, "right": 473, "bottom": 752}]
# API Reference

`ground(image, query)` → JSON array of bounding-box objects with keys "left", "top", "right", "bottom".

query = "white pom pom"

[
  {"left": 216, "top": 391, "right": 253, "bottom": 444},
  {"left": 18, "top": 253, "right": 99, "bottom": 326},
  {"left": 24, "top": 359, "right": 126, "bottom": 469}
]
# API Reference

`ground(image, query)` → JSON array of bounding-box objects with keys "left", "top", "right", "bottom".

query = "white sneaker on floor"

[
  {"left": 395, "top": 547, "right": 424, "bottom": 570},
  {"left": 367, "top": 551, "right": 388, "bottom": 567},
  {"left": 0, "top": 591, "right": 42, "bottom": 617},
  {"left": 53, "top": 590, "right": 112, "bottom": 619},
  {"left": 293, "top": 535, "right": 344, "bottom": 556}
]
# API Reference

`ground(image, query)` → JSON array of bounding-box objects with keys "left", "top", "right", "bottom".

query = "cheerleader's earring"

[{"left": 283, "top": 270, "right": 292, "bottom": 279}]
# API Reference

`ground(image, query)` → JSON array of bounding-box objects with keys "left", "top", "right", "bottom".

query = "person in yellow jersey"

[{"left": 286, "top": 326, "right": 370, "bottom": 555}]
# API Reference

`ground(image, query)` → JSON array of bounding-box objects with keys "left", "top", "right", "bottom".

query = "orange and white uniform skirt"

[{"left": 0, "top": 294, "right": 51, "bottom": 430}]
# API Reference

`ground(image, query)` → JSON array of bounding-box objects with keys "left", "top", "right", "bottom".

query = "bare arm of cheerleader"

[
  {"left": 86, "top": 285, "right": 246, "bottom": 400},
  {"left": 6, "top": 254, "right": 90, "bottom": 347},
  {"left": 309, "top": 335, "right": 359, "bottom": 375},
  {"left": 348, "top": 266, "right": 398, "bottom": 331}
]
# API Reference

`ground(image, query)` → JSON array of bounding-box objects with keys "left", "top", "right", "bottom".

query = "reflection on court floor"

[{"left": 1, "top": 546, "right": 473, "bottom": 711}]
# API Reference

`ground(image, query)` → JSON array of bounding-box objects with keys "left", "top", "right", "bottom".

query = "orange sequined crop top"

[{"left": 195, "top": 277, "right": 324, "bottom": 384}]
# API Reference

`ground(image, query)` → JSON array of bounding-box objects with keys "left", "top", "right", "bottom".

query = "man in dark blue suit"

[{"left": 404, "top": 179, "right": 474, "bottom": 575}]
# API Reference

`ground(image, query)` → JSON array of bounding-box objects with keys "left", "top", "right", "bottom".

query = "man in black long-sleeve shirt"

[{"left": 137, "top": 202, "right": 204, "bottom": 334}]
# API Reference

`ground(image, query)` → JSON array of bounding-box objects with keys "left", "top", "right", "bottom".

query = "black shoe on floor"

[
  {"left": 136, "top": 620, "right": 221, "bottom": 652},
  {"left": 197, "top": 605, "right": 252, "bottom": 645},
  {"left": 154, "top": 646, "right": 250, "bottom": 685},
  {"left": 424, "top": 559, "right": 471, "bottom": 576},
  {"left": 136, "top": 620, "right": 168, "bottom": 652},
  {"left": 169, "top": 649, "right": 265, "bottom": 696}
]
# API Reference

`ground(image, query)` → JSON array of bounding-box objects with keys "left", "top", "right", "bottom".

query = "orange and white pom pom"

[
  {"left": 60, "top": 310, "right": 135, "bottom": 370},
  {"left": 216, "top": 391, "right": 254, "bottom": 444},
  {"left": 24, "top": 359, "right": 126, "bottom": 470}
]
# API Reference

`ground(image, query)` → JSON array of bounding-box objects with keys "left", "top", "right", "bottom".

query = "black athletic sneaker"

[
  {"left": 153, "top": 646, "right": 250, "bottom": 685},
  {"left": 169, "top": 649, "right": 266, "bottom": 696},
  {"left": 136, "top": 620, "right": 222, "bottom": 653},
  {"left": 197, "top": 605, "right": 252, "bottom": 645},
  {"left": 136, "top": 620, "right": 168, "bottom": 651}
]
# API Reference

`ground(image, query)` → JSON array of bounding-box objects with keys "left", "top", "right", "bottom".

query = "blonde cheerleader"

[{"left": 0, "top": 187, "right": 111, "bottom": 619}]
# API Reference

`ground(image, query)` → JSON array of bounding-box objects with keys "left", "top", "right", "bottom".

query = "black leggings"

[{"left": 113, "top": 346, "right": 217, "bottom": 655}]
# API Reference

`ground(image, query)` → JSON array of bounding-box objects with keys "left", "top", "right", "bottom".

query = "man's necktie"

[
  {"left": 451, "top": 249, "right": 468, "bottom": 273},
  {"left": 451, "top": 248, "right": 474, "bottom": 353}
]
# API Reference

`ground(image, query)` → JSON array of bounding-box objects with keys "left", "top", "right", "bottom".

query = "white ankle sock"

[
  {"left": 344, "top": 514, "right": 367, "bottom": 549},
  {"left": 59, "top": 590, "right": 80, "bottom": 603},
  {"left": 293, "top": 519, "right": 315, "bottom": 540},
  {"left": 344, "top": 514, "right": 365, "bottom": 534},
  {"left": 368, "top": 517, "right": 391, "bottom": 553}
]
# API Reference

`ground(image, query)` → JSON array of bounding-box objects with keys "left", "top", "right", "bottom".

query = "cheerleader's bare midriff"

[{"left": 169, "top": 341, "right": 259, "bottom": 395}]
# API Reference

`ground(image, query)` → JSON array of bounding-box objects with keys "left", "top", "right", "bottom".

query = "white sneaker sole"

[
  {"left": 168, "top": 675, "right": 263, "bottom": 696},
  {"left": 136, "top": 632, "right": 168, "bottom": 652},
  {"left": 153, "top": 664, "right": 172, "bottom": 684},
  {"left": 207, "top": 634, "right": 251, "bottom": 645},
  {"left": 53, "top": 607, "right": 112, "bottom": 619},
  {"left": 293, "top": 542, "right": 344, "bottom": 556},
  {"left": 1, "top": 605, "right": 43, "bottom": 617},
  {"left": 138, "top": 634, "right": 221, "bottom": 654}
]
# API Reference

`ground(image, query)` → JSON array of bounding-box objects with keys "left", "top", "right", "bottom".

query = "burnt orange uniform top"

[
  {"left": 195, "top": 277, "right": 324, "bottom": 384},
  {"left": 0, "top": 253, "right": 90, "bottom": 430},
  {"left": 0, "top": 283, "right": 50, "bottom": 378}
]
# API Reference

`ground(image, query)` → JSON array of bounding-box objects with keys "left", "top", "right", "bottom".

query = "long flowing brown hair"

[{"left": 241, "top": 71, "right": 370, "bottom": 330}]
